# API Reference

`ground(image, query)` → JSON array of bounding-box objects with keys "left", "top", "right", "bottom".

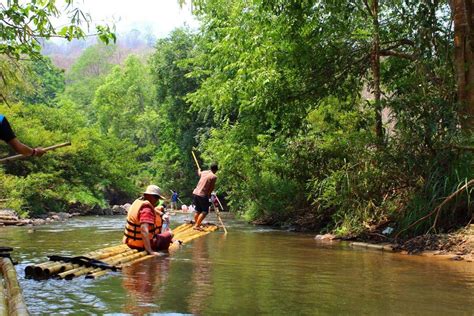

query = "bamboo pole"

[
  {"left": 211, "top": 203, "right": 228, "bottom": 234},
  {"left": 0, "top": 273, "right": 7, "bottom": 316},
  {"left": 0, "top": 258, "right": 29, "bottom": 316},
  {"left": 191, "top": 150, "right": 200, "bottom": 171},
  {"left": 0, "top": 142, "right": 71, "bottom": 163}
]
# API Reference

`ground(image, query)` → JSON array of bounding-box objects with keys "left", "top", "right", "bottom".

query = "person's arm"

[
  {"left": 140, "top": 223, "right": 160, "bottom": 256},
  {"left": 1, "top": 117, "right": 45, "bottom": 157},
  {"left": 155, "top": 205, "right": 165, "bottom": 217},
  {"left": 8, "top": 138, "right": 45, "bottom": 157}
]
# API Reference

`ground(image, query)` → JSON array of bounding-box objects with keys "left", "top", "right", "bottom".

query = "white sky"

[{"left": 63, "top": 0, "right": 199, "bottom": 38}]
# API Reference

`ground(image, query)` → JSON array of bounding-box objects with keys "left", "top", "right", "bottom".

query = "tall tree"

[{"left": 451, "top": 0, "right": 474, "bottom": 131}]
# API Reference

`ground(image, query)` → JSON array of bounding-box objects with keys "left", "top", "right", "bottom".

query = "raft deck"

[{"left": 24, "top": 223, "right": 218, "bottom": 280}]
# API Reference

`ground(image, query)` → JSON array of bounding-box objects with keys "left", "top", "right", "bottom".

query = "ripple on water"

[{"left": 3, "top": 216, "right": 474, "bottom": 315}]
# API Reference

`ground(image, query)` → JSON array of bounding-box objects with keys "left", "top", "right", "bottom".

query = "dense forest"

[{"left": 1, "top": 0, "right": 473, "bottom": 238}]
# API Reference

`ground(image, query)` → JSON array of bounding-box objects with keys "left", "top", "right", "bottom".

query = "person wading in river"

[
  {"left": 0, "top": 114, "right": 45, "bottom": 157},
  {"left": 123, "top": 185, "right": 174, "bottom": 255},
  {"left": 192, "top": 163, "right": 218, "bottom": 231}
]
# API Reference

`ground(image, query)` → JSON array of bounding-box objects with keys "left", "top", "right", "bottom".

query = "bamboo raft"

[
  {"left": 1, "top": 257, "right": 29, "bottom": 316},
  {"left": 24, "top": 223, "right": 218, "bottom": 281}
]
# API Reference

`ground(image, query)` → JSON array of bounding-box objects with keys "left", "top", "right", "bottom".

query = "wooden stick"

[
  {"left": 395, "top": 179, "right": 474, "bottom": 238},
  {"left": 215, "top": 195, "right": 225, "bottom": 211},
  {"left": 212, "top": 202, "right": 228, "bottom": 234},
  {"left": 0, "top": 141, "right": 71, "bottom": 163},
  {"left": 191, "top": 150, "right": 200, "bottom": 170}
]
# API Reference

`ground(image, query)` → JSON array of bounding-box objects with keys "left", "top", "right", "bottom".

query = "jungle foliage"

[{"left": 1, "top": 0, "right": 473, "bottom": 237}]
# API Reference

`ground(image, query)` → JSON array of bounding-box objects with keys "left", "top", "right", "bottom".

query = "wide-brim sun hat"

[{"left": 143, "top": 185, "right": 166, "bottom": 199}]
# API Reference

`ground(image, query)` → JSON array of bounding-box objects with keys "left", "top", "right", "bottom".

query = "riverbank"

[
  {"left": 0, "top": 204, "right": 130, "bottom": 227},
  {"left": 315, "top": 224, "right": 474, "bottom": 263}
]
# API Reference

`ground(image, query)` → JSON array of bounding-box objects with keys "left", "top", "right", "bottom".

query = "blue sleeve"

[{"left": 0, "top": 115, "right": 16, "bottom": 142}]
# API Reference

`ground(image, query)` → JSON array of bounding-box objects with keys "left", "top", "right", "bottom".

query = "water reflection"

[
  {"left": 187, "top": 238, "right": 211, "bottom": 315},
  {"left": 0, "top": 216, "right": 473, "bottom": 314},
  {"left": 122, "top": 257, "right": 171, "bottom": 315}
]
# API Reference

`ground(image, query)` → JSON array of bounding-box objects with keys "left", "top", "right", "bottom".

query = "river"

[{"left": 1, "top": 214, "right": 473, "bottom": 315}]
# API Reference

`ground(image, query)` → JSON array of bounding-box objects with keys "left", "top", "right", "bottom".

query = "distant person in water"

[
  {"left": 170, "top": 190, "right": 179, "bottom": 211},
  {"left": 123, "top": 185, "right": 175, "bottom": 255},
  {"left": 192, "top": 163, "right": 218, "bottom": 231},
  {"left": 0, "top": 114, "right": 45, "bottom": 157}
]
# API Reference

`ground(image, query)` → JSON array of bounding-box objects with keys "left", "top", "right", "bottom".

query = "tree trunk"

[
  {"left": 451, "top": 0, "right": 474, "bottom": 132},
  {"left": 371, "top": 0, "right": 384, "bottom": 141}
]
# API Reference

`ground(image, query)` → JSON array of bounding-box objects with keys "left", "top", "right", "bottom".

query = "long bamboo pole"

[
  {"left": 0, "top": 273, "right": 7, "bottom": 316},
  {"left": 211, "top": 202, "right": 228, "bottom": 234},
  {"left": 0, "top": 142, "right": 71, "bottom": 163},
  {"left": 0, "top": 258, "right": 29, "bottom": 316}
]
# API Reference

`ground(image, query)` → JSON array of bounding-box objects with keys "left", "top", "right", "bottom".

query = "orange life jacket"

[{"left": 123, "top": 199, "right": 163, "bottom": 249}]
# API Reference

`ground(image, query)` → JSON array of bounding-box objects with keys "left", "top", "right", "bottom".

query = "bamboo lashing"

[
  {"left": 25, "top": 223, "right": 218, "bottom": 280},
  {"left": 0, "top": 258, "right": 29, "bottom": 316},
  {"left": 0, "top": 141, "right": 71, "bottom": 163}
]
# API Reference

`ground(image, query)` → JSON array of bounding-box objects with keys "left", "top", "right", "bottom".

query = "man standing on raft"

[
  {"left": 123, "top": 185, "right": 174, "bottom": 255},
  {"left": 192, "top": 163, "right": 218, "bottom": 231}
]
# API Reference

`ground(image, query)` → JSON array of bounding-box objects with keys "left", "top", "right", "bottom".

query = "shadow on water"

[{"left": 0, "top": 214, "right": 473, "bottom": 315}]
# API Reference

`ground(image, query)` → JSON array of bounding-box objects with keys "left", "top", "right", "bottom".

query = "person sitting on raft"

[{"left": 123, "top": 185, "right": 174, "bottom": 255}]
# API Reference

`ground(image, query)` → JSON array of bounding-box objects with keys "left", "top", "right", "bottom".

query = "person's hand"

[
  {"left": 33, "top": 147, "right": 46, "bottom": 157},
  {"left": 150, "top": 251, "right": 162, "bottom": 256}
]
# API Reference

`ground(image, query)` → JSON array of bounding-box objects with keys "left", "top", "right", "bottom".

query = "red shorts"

[{"left": 152, "top": 231, "right": 173, "bottom": 251}]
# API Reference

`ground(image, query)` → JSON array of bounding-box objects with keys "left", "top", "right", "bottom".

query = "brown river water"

[{"left": 1, "top": 214, "right": 473, "bottom": 315}]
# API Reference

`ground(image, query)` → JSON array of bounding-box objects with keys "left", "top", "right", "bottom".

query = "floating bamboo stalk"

[
  {"left": 0, "top": 258, "right": 29, "bottom": 316},
  {"left": 0, "top": 273, "right": 7, "bottom": 316}
]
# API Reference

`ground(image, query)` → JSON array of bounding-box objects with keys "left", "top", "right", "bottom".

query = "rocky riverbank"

[
  {"left": 0, "top": 204, "right": 131, "bottom": 227},
  {"left": 314, "top": 224, "right": 474, "bottom": 263}
]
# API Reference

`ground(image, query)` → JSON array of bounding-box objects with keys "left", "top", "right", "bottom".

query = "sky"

[{"left": 62, "top": 0, "right": 199, "bottom": 38}]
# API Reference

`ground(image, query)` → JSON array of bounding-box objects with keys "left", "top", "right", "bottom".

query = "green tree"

[
  {"left": 17, "top": 56, "right": 65, "bottom": 105},
  {"left": 63, "top": 44, "right": 117, "bottom": 114},
  {"left": 149, "top": 28, "right": 202, "bottom": 196}
]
